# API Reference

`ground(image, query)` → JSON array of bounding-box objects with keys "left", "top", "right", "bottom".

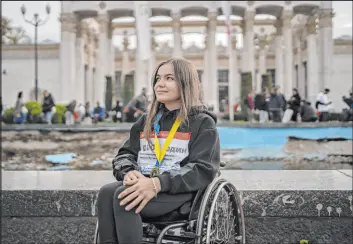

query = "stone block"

[
  {"left": 2, "top": 217, "right": 96, "bottom": 244},
  {"left": 2, "top": 216, "right": 352, "bottom": 244},
  {"left": 245, "top": 217, "right": 353, "bottom": 244}
]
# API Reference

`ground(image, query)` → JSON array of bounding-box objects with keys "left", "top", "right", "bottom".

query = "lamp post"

[{"left": 20, "top": 3, "right": 51, "bottom": 102}]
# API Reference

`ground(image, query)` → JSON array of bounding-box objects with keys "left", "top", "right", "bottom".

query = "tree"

[
  {"left": 1, "top": 16, "right": 13, "bottom": 43},
  {"left": 6, "top": 26, "right": 29, "bottom": 44},
  {"left": 1, "top": 16, "right": 30, "bottom": 44}
]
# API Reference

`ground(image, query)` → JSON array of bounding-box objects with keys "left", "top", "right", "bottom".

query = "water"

[
  {"left": 217, "top": 127, "right": 352, "bottom": 170},
  {"left": 217, "top": 127, "right": 352, "bottom": 149}
]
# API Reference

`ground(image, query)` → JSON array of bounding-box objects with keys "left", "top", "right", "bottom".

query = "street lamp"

[{"left": 21, "top": 3, "right": 51, "bottom": 102}]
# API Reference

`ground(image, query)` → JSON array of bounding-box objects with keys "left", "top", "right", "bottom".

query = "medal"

[
  {"left": 149, "top": 111, "right": 182, "bottom": 177},
  {"left": 150, "top": 166, "right": 160, "bottom": 177}
]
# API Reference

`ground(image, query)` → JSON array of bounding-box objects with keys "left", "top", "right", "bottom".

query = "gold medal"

[{"left": 150, "top": 166, "right": 160, "bottom": 177}]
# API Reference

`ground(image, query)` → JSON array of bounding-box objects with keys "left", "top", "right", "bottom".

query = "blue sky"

[{"left": 2, "top": 1, "right": 352, "bottom": 49}]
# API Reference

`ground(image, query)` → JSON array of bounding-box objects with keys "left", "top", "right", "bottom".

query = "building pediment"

[
  {"left": 156, "top": 42, "right": 173, "bottom": 55},
  {"left": 184, "top": 42, "right": 203, "bottom": 54}
]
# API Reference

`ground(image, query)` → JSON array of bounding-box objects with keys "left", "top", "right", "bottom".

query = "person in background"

[
  {"left": 84, "top": 102, "right": 91, "bottom": 118},
  {"left": 316, "top": 88, "right": 331, "bottom": 122},
  {"left": 342, "top": 89, "right": 353, "bottom": 109},
  {"left": 269, "top": 86, "right": 285, "bottom": 122},
  {"left": 255, "top": 87, "right": 270, "bottom": 123},
  {"left": 42, "top": 90, "right": 55, "bottom": 124},
  {"left": 65, "top": 100, "right": 76, "bottom": 125},
  {"left": 112, "top": 100, "right": 123, "bottom": 123},
  {"left": 288, "top": 88, "right": 301, "bottom": 122},
  {"left": 300, "top": 100, "right": 317, "bottom": 122},
  {"left": 341, "top": 88, "right": 353, "bottom": 121},
  {"left": 244, "top": 89, "right": 255, "bottom": 122},
  {"left": 13, "top": 91, "right": 27, "bottom": 124},
  {"left": 123, "top": 88, "right": 148, "bottom": 123},
  {"left": 92, "top": 101, "right": 105, "bottom": 123},
  {"left": 77, "top": 103, "right": 86, "bottom": 122}
]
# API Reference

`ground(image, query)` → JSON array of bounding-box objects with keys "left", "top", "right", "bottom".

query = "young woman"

[{"left": 97, "top": 58, "right": 220, "bottom": 244}]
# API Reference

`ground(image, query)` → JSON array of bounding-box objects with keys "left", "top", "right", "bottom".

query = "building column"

[
  {"left": 306, "top": 16, "right": 319, "bottom": 105},
  {"left": 172, "top": 11, "right": 182, "bottom": 58},
  {"left": 149, "top": 30, "right": 157, "bottom": 98},
  {"left": 258, "top": 30, "right": 267, "bottom": 93},
  {"left": 86, "top": 31, "right": 93, "bottom": 105},
  {"left": 232, "top": 31, "right": 240, "bottom": 102},
  {"left": 59, "top": 13, "right": 77, "bottom": 102},
  {"left": 121, "top": 30, "right": 130, "bottom": 94},
  {"left": 75, "top": 19, "right": 85, "bottom": 105},
  {"left": 96, "top": 13, "right": 109, "bottom": 106},
  {"left": 274, "top": 19, "right": 284, "bottom": 90},
  {"left": 202, "top": 34, "right": 209, "bottom": 103},
  {"left": 295, "top": 30, "right": 304, "bottom": 94},
  {"left": 318, "top": 1, "right": 334, "bottom": 90},
  {"left": 282, "top": 9, "right": 293, "bottom": 98},
  {"left": 228, "top": 29, "right": 239, "bottom": 120},
  {"left": 242, "top": 9, "right": 256, "bottom": 88},
  {"left": 107, "top": 21, "right": 116, "bottom": 101},
  {"left": 134, "top": 36, "right": 149, "bottom": 97},
  {"left": 207, "top": 11, "right": 219, "bottom": 112}
]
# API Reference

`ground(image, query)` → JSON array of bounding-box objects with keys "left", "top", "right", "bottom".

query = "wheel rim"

[{"left": 198, "top": 182, "right": 245, "bottom": 244}]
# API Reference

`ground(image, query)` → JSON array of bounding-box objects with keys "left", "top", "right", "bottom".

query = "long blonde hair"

[{"left": 143, "top": 58, "right": 202, "bottom": 141}]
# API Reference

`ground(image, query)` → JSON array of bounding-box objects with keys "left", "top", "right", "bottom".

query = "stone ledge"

[
  {"left": 2, "top": 170, "right": 352, "bottom": 218},
  {"left": 3, "top": 170, "right": 352, "bottom": 191},
  {"left": 1, "top": 121, "right": 352, "bottom": 132},
  {"left": 2, "top": 217, "right": 352, "bottom": 244},
  {"left": 2, "top": 190, "right": 352, "bottom": 218}
]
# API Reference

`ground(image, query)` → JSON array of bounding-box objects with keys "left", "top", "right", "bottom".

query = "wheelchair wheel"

[{"left": 195, "top": 178, "right": 246, "bottom": 244}]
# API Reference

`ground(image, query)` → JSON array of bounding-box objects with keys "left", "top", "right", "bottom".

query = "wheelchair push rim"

[{"left": 195, "top": 178, "right": 246, "bottom": 244}]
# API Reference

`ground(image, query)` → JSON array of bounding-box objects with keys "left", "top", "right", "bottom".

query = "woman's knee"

[
  {"left": 97, "top": 182, "right": 123, "bottom": 204},
  {"left": 113, "top": 185, "right": 127, "bottom": 201}
]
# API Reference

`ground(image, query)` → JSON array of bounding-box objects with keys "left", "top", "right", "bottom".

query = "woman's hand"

[
  {"left": 123, "top": 170, "right": 145, "bottom": 186},
  {"left": 118, "top": 177, "right": 161, "bottom": 214}
]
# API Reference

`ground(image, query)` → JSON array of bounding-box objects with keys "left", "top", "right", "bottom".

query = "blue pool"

[{"left": 217, "top": 127, "right": 353, "bottom": 149}]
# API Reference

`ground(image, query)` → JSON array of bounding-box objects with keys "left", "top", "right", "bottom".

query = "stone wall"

[{"left": 1, "top": 170, "right": 352, "bottom": 244}]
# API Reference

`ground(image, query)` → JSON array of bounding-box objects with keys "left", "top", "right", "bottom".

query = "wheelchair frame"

[{"left": 93, "top": 170, "right": 245, "bottom": 244}]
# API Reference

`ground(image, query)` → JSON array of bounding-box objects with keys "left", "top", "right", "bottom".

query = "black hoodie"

[{"left": 112, "top": 105, "right": 220, "bottom": 194}]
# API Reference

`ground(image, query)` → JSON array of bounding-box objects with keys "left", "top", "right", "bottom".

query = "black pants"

[
  {"left": 270, "top": 111, "right": 282, "bottom": 122},
  {"left": 123, "top": 111, "right": 136, "bottom": 123},
  {"left": 302, "top": 117, "right": 317, "bottom": 122},
  {"left": 319, "top": 112, "right": 329, "bottom": 122},
  {"left": 97, "top": 181, "right": 193, "bottom": 244}
]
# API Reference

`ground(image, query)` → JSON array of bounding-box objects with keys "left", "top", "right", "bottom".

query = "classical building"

[{"left": 2, "top": 1, "right": 352, "bottom": 112}]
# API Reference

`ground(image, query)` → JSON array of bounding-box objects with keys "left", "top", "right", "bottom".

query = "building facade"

[{"left": 2, "top": 1, "right": 352, "bottom": 112}]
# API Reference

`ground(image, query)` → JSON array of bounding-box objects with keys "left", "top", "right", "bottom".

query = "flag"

[{"left": 134, "top": 1, "right": 151, "bottom": 61}]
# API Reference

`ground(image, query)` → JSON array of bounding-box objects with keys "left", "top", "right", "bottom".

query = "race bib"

[{"left": 137, "top": 131, "right": 190, "bottom": 175}]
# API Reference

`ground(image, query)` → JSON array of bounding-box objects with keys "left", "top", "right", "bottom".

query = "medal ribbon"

[{"left": 153, "top": 112, "right": 182, "bottom": 168}]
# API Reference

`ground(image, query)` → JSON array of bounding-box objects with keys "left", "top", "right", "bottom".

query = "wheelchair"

[{"left": 93, "top": 162, "right": 246, "bottom": 244}]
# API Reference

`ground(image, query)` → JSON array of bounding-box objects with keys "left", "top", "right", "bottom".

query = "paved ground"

[{"left": 2, "top": 130, "right": 352, "bottom": 171}]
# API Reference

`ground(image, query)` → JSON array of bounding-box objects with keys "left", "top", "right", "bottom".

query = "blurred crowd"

[{"left": 1, "top": 86, "right": 352, "bottom": 125}]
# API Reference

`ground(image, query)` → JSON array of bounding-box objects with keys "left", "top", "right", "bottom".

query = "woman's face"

[
  {"left": 154, "top": 63, "right": 181, "bottom": 105},
  {"left": 293, "top": 89, "right": 297, "bottom": 95}
]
